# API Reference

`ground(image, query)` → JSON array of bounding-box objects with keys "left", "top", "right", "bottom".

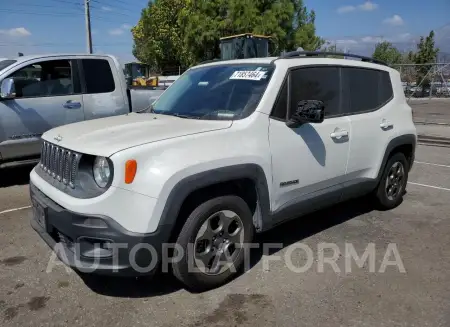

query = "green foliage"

[
  {"left": 132, "top": 0, "right": 325, "bottom": 70},
  {"left": 131, "top": 0, "right": 185, "bottom": 73},
  {"left": 372, "top": 41, "right": 402, "bottom": 65},
  {"left": 411, "top": 30, "right": 440, "bottom": 86}
]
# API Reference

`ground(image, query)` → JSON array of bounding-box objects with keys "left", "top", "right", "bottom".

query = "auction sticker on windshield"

[{"left": 229, "top": 70, "right": 266, "bottom": 80}]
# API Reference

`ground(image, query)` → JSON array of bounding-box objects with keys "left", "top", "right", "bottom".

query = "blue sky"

[{"left": 1, "top": 0, "right": 449, "bottom": 63}]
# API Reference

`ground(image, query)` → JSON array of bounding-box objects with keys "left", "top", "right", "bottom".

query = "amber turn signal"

[{"left": 125, "top": 160, "right": 137, "bottom": 184}]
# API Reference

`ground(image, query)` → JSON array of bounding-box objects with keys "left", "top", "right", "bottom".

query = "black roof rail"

[{"left": 276, "top": 51, "right": 389, "bottom": 66}]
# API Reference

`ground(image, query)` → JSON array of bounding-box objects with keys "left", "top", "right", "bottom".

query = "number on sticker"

[{"left": 229, "top": 71, "right": 266, "bottom": 80}]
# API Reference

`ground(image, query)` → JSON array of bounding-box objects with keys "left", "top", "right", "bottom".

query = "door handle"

[
  {"left": 330, "top": 129, "right": 349, "bottom": 139},
  {"left": 63, "top": 100, "right": 81, "bottom": 109},
  {"left": 380, "top": 119, "right": 393, "bottom": 129}
]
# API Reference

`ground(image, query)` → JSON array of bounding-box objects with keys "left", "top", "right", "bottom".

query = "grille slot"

[{"left": 40, "top": 141, "right": 81, "bottom": 188}]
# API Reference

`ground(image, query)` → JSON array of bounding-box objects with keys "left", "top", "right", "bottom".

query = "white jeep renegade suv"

[{"left": 30, "top": 52, "right": 417, "bottom": 291}]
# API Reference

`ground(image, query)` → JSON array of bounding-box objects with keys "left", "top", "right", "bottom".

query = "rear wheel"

[
  {"left": 172, "top": 195, "right": 254, "bottom": 292},
  {"left": 374, "top": 152, "right": 409, "bottom": 210}
]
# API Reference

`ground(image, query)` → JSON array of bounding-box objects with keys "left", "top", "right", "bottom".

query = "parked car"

[
  {"left": 0, "top": 54, "right": 163, "bottom": 169},
  {"left": 29, "top": 52, "right": 417, "bottom": 291}
]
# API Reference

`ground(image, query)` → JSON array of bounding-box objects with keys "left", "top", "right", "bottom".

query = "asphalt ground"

[
  {"left": 1, "top": 144, "right": 450, "bottom": 327},
  {"left": 409, "top": 98, "right": 450, "bottom": 125}
]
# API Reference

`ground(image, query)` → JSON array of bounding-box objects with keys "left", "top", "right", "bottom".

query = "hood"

[{"left": 42, "top": 113, "right": 233, "bottom": 157}]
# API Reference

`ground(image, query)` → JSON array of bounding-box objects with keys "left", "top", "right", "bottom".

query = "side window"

[
  {"left": 379, "top": 71, "right": 393, "bottom": 104},
  {"left": 8, "top": 60, "right": 75, "bottom": 98},
  {"left": 270, "top": 79, "right": 288, "bottom": 119},
  {"left": 82, "top": 59, "right": 115, "bottom": 94},
  {"left": 289, "top": 67, "right": 341, "bottom": 118},
  {"left": 344, "top": 67, "right": 393, "bottom": 114}
]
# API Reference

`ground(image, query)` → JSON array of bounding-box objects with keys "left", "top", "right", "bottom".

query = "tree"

[
  {"left": 132, "top": 0, "right": 325, "bottom": 69},
  {"left": 411, "top": 30, "right": 439, "bottom": 89},
  {"left": 399, "top": 51, "right": 417, "bottom": 85},
  {"left": 372, "top": 41, "right": 402, "bottom": 65},
  {"left": 131, "top": 0, "right": 186, "bottom": 73}
]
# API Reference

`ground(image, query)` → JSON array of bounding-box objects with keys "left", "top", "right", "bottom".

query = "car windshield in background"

[
  {"left": 152, "top": 64, "right": 274, "bottom": 120},
  {"left": 0, "top": 60, "right": 17, "bottom": 71}
]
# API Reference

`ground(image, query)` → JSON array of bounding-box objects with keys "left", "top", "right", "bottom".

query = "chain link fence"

[{"left": 392, "top": 63, "right": 450, "bottom": 98}]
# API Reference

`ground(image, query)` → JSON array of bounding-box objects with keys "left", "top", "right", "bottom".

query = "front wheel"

[
  {"left": 172, "top": 195, "right": 254, "bottom": 292},
  {"left": 374, "top": 152, "right": 409, "bottom": 210}
]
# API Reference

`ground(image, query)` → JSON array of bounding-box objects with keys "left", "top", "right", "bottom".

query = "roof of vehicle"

[
  {"left": 194, "top": 51, "right": 396, "bottom": 73},
  {"left": 195, "top": 57, "right": 278, "bottom": 68},
  {"left": 2, "top": 53, "right": 117, "bottom": 64}
]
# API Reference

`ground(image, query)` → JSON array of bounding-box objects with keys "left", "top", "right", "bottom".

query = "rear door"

[
  {"left": 342, "top": 66, "right": 397, "bottom": 186},
  {"left": 0, "top": 58, "right": 84, "bottom": 161},
  {"left": 79, "top": 58, "right": 128, "bottom": 120}
]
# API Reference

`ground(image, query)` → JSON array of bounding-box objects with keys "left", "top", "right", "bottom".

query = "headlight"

[{"left": 93, "top": 156, "right": 111, "bottom": 188}]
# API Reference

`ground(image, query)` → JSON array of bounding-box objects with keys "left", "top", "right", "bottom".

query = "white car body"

[{"left": 29, "top": 55, "right": 417, "bottom": 276}]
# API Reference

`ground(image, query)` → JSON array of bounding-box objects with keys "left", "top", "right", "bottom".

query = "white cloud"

[
  {"left": 396, "top": 33, "right": 412, "bottom": 41},
  {"left": 383, "top": 15, "right": 404, "bottom": 26},
  {"left": 101, "top": 6, "right": 112, "bottom": 11},
  {"left": 337, "top": 5, "right": 356, "bottom": 14},
  {"left": 361, "top": 36, "right": 385, "bottom": 43},
  {"left": 109, "top": 28, "right": 124, "bottom": 36},
  {"left": 108, "top": 24, "right": 132, "bottom": 36},
  {"left": 358, "top": 1, "right": 378, "bottom": 11},
  {"left": 335, "top": 39, "right": 359, "bottom": 45},
  {"left": 0, "top": 27, "right": 31, "bottom": 37},
  {"left": 337, "top": 2, "right": 378, "bottom": 14}
]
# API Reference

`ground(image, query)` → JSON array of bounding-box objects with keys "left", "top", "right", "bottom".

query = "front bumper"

[{"left": 30, "top": 182, "right": 172, "bottom": 276}]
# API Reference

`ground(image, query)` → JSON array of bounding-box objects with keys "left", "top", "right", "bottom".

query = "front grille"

[{"left": 40, "top": 141, "right": 81, "bottom": 188}]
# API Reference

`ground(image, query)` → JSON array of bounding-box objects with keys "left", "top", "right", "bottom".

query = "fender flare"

[
  {"left": 376, "top": 133, "right": 417, "bottom": 182},
  {"left": 157, "top": 164, "right": 271, "bottom": 235}
]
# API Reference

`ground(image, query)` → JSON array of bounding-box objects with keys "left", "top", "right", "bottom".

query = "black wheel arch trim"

[
  {"left": 158, "top": 164, "right": 271, "bottom": 235},
  {"left": 376, "top": 133, "right": 417, "bottom": 182},
  {"left": 157, "top": 134, "right": 416, "bottom": 239}
]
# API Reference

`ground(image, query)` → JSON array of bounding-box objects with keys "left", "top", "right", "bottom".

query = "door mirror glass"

[
  {"left": 286, "top": 100, "right": 325, "bottom": 128},
  {"left": 0, "top": 78, "right": 15, "bottom": 99}
]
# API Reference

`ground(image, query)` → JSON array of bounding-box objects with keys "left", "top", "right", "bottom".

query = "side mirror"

[
  {"left": 0, "top": 78, "right": 15, "bottom": 99},
  {"left": 286, "top": 100, "right": 324, "bottom": 128}
]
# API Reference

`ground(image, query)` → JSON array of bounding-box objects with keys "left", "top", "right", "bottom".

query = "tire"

[
  {"left": 374, "top": 152, "right": 409, "bottom": 210},
  {"left": 172, "top": 195, "right": 254, "bottom": 292}
]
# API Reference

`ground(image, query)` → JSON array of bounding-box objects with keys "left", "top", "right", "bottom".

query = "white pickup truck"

[
  {"left": 29, "top": 52, "right": 416, "bottom": 291},
  {"left": 0, "top": 54, "right": 163, "bottom": 169}
]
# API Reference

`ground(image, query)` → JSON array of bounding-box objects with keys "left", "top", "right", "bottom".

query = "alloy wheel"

[
  {"left": 385, "top": 161, "right": 405, "bottom": 201},
  {"left": 193, "top": 210, "right": 244, "bottom": 275}
]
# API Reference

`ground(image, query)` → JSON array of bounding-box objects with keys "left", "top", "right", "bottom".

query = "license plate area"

[{"left": 32, "top": 197, "right": 47, "bottom": 231}]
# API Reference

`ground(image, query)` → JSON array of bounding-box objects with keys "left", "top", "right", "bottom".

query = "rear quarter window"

[
  {"left": 82, "top": 59, "right": 115, "bottom": 94},
  {"left": 344, "top": 67, "right": 393, "bottom": 114}
]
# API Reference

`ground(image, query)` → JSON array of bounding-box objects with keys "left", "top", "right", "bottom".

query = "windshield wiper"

[
  {"left": 136, "top": 103, "right": 155, "bottom": 113},
  {"left": 164, "top": 113, "right": 199, "bottom": 119}
]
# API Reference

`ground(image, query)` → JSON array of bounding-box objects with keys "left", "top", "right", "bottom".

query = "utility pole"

[{"left": 84, "top": 0, "right": 93, "bottom": 54}]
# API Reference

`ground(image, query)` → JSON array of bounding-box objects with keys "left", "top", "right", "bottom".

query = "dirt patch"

[
  {"left": 189, "top": 293, "right": 276, "bottom": 327},
  {"left": 1, "top": 256, "right": 27, "bottom": 266},
  {"left": 27, "top": 296, "right": 50, "bottom": 311}
]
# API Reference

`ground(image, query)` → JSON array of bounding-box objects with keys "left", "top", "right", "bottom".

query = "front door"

[
  {"left": 268, "top": 66, "right": 351, "bottom": 213},
  {"left": 0, "top": 59, "right": 84, "bottom": 161}
]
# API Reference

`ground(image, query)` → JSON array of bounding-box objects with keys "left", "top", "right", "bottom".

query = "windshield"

[
  {"left": 151, "top": 63, "right": 274, "bottom": 120},
  {"left": 0, "top": 60, "right": 17, "bottom": 71}
]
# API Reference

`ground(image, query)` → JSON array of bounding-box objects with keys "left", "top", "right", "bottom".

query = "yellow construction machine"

[{"left": 219, "top": 33, "right": 271, "bottom": 60}]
